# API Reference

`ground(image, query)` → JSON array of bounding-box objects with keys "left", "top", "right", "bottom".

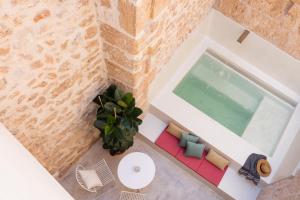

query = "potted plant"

[{"left": 93, "top": 84, "right": 143, "bottom": 155}]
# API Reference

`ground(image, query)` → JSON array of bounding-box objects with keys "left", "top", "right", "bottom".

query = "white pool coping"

[{"left": 151, "top": 37, "right": 300, "bottom": 184}]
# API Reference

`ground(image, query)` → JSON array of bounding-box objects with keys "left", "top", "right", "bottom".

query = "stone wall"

[
  {"left": 215, "top": 0, "right": 300, "bottom": 60},
  {"left": 0, "top": 0, "right": 108, "bottom": 175},
  {"left": 98, "top": 0, "right": 216, "bottom": 109}
]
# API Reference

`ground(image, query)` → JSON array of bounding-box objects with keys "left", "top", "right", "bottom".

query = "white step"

[
  {"left": 242, "top": 96, "right": 292, "bottom": 156},
  {"left": 139, "top": 113, "right": 167, "bottom": 142},
  {"left": 218, "top": 167, "right": 261, "bottom": 200}
]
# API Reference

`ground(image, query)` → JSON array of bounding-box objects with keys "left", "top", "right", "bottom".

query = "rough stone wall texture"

[
  {"left": 98, "top": 0, "right": 216, "bottom": 110},
  {"left": 258, "top": 172, "right": 300, "bottom": 200},
  {"left": 215, "top": 0, "right": 300, "bottom": 60},
  {"left": 0, "top": 0, "right": 108, "bottom": 175}
]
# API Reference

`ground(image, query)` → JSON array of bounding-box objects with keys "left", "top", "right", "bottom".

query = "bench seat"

[{"left": 155, "top": 129, "right": 227, "bottom": 186}]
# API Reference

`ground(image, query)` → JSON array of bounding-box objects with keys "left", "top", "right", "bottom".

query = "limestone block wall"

[
  {"left": 98, "top": 0, "right": 216, "bottom": 109},
  {"left": 0, "top": 0, "right": 108, "bottom": 175},
  {"left": 215, "top": 0, "right": 300, "bottom": 60}
]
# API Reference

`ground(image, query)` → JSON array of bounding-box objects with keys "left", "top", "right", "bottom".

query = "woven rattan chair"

[
  {"left": 119, "top": 191, "right": 146, "bottom": 200},
  {"left": 75, "top": 159, "right": 115, "bottom": 192}
]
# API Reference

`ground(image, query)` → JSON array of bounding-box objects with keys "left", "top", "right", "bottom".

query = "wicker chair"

[
  {"left": 75, "top": 159, "right": 115, "bottom": 192},
  {"left": 119, "top": 191, "right": 146, "bottom": 200}
]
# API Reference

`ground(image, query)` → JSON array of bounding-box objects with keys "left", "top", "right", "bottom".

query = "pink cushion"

[
  {"left": 176, "top": 148, "right": 205, "bottom": 171},
  {"left": 196, "top": 157, "right": 227, "bottom": 186},
  {"left": 155, "top": 129, "right": 182, "bottom": 156}
]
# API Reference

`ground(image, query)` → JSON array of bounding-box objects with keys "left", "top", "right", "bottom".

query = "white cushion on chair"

[{"left": 78, "top": 169, "right": 103, "bottom": 189}]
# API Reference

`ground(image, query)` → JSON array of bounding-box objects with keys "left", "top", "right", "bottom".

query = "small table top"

[{"left": 117, "top": 152, "right": 156, "bottom": 190}]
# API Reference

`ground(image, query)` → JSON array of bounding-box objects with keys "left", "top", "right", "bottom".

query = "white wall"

[
  {"left": 293, "top": 160, "right": 300, "bottom": 176},
  {"left": 274, "top": 129, "right": 300, "bottom": 181},
  {"left": 0, "top": 123, "right": 74, "bottom": 200}
]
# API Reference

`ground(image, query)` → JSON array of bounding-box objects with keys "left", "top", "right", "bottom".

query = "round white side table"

[{"left": 117, "top": 152, "right": 156, "bottom": 190}]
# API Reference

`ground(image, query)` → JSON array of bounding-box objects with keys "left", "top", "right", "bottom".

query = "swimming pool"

[
  {"left": 150, "top": 11, "right": 300, "bottom": 184},
  {"left": 173, "top": 53, "right": 294, "bottom": 156}
]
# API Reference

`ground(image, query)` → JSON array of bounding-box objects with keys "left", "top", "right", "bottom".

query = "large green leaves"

[
  {"left": 114, "top": 88, "right": 123, "bottom": 101},
  {"left": 122, "top": 93, "right": 134, "bottom": 106},
  {"left": 93, "top": 84, "right": 143, "bottom": 155},
  {"left": 117, "top": 100, "right": 128, "bottom": 108},
  {"left": 93, "top": 85, "right": 116, "bottom": 106},
  {"left": 131, "top": 107, "right": 143, "bottom": 118},
  {"left": 105, "top": 85, "right": 117, "bottom": 99},
  {"left": 104, "top": 102, "right": 122, "bottom": 113}
]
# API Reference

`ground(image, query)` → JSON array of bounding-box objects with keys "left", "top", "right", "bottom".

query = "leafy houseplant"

[{"left": 93, "top": 84, "right": 143, "bottom": 155}]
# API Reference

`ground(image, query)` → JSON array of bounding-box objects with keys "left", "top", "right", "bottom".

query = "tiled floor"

[{"left": 58, "top": 135, "right": 227, "bottom": 200}]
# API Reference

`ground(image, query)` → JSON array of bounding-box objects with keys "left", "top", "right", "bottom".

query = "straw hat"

[{"left": 256, "top": 159, "right": 271, "bottom": 177}]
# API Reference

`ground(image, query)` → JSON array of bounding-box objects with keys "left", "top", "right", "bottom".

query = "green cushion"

[
  {"left": 184, "top": 142, "right": 205, "bottom": 158},
  {"left": 179, "top": 133, "right": 199, "bottom": 147}
]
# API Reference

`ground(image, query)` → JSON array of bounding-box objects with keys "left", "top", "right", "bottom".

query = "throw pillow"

[
  {"left": 185, "top": 142, "right": 205, "bottom": 158},
  {"left": 167, "top": 122, "right": 186, "bottom": 138},
  {"left": 206, "top": 149, "right": 230, "bottom": 170},
  {"left": 78, "top": 169, "right": 103, "bottom": 189},
  {"left": 179, "top": 133, "right": 199, "bottom": 147}
]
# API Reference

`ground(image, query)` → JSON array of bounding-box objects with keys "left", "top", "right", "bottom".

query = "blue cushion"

[
  {"left": 179, "top": 133, "right": 199, "bottom": 147},
  {"left": 185, "top": 142, "right": 205, "bottom": 158}
]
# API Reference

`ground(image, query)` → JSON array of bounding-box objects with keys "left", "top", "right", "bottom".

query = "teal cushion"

[
  {"left": 185, "top": 142, "right": 205, "bottom": 158},
  {"left": 179, "top": 133, "right": 199, "bottom": 147}
]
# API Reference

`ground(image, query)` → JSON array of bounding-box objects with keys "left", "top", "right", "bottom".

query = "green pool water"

[
  {"left": 174, "top": 53, "right": 289, "bottom": 137},
  {"left": 174, "top": 53, "right": 294, "bottom": 155},
  {"left": 174, "top": 75, "right": 255, "bottom": 136}
]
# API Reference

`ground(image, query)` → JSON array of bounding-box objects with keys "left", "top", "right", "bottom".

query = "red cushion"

[
  {"left": 155, "top": 129, "right": 182, "bottom": 156},
  {"left": 196, "top": 157, "right": 227, "bottom": 186},
  {"left": 176, "top": 148, "right": 205, "bottom": 171},
  {"left": 156, "top": 129, "right": 227, "bottom": 186}
]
